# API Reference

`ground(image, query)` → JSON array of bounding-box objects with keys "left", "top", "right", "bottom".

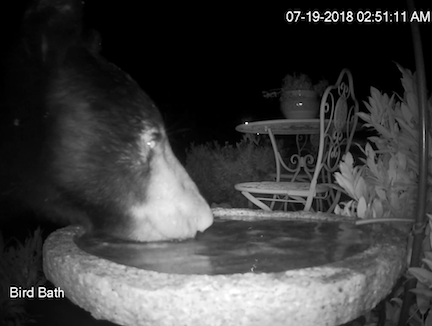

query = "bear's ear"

[{"left": 22, "top": 0, "right": 84, "bottom": 66}]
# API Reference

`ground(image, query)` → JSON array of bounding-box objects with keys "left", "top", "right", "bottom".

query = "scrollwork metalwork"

[{"left": 334, "top": 98, "right": 348, "bottom": 131}]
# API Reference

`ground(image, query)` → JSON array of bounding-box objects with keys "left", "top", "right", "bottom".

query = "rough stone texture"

[{"left": 43, "top": 208, "right": 407, "bottom": 326}]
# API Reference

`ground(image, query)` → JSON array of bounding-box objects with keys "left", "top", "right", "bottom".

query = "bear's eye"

[
  {"left": 147, "top": 139, "right": 156, "bottom": 149},
  {"left": 146, "top": 131, "right": 162, "bottom": 149}
]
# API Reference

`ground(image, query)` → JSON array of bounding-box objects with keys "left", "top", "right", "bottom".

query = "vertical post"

[{"left": 398, "top": 0, "right": 429, "bottom": 325}]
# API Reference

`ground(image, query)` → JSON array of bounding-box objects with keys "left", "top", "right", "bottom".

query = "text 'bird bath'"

[{"left": 43, "top": 208, "right": 407, "bottom": 326}]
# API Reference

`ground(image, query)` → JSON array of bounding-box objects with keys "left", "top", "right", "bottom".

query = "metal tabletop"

[{"left": 235, "top": 119, "right": 323, "bottom": 135}]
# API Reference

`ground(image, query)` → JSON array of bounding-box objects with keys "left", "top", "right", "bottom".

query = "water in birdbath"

[{"left": 76, "top": 219, "right": 371, "bottom": 275}]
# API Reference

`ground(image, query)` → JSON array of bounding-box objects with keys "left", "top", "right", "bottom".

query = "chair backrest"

[{"left": 305, "top": 69, "right": 359, "bottom": 211}]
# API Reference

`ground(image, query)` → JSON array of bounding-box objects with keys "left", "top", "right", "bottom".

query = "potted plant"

[{"left": 263, "top": 73, "right": 329, "bottom": 119}]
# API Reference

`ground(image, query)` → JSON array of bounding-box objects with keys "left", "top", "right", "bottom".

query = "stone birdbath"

[{"left": 43, "top": 208, "right": 407, "bottom": 326}]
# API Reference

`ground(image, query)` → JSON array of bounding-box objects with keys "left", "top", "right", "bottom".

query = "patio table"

[
  {"left": 235, "top": 119, "right": 325, "bottom": 135},
  {"left": 236, "top": 119, "right": 324, "bottom": 184}
]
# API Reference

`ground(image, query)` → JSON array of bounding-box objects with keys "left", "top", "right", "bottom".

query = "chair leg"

[
  {"left": 241, "top": 191, "right": 272, "bottom": 211},
  {"left": 271, "top": 194, "right": 290, "bottom": 211},
  {"left": 270, "top": 195, "right": 277, "bottom": 210}
]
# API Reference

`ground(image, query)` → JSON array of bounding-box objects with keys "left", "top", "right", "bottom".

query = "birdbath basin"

[{"left": 43, "top": 208, "right": 407, "bottom": 326}]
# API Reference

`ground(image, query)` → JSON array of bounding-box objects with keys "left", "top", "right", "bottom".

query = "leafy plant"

[
  {"left": 281, "top": 73, "right": 329, "bottom": 95},
  {"left": 262, "top": 72, "right": 329, "bottom": 100},
  {"left": 185, "top": 135, "right": 275, "bottom": 208},
  {"left": 406, "top": 213, "right": 432, "bottom": 326},
  {"left": 333, "top": 64, "right": 432, "bottom": 326},
  {"left": 334, "top": 143, "right": 417, "bottom": 220},
  {"left": 334, "top": 64, "right": 430, "bottom": 222},
  {"left": 0, "top": 228, "right": 46, "bottom": 326},
  {"left": 334, "top": 149, "right": 379, "bottom": 218}
]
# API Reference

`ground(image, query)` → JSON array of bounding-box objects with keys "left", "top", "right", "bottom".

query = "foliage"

[
  {"left": 334, "top": 144, "right": 417, "bottom": 220},
  {"left": 0, "top": 228, "right": 46, "bottom": 326},
  {"left": 262, "top": 72, "right": 329, "bottom": 100},
  {"left": 334, "top": 64, "right": 431, "bottom": 221},
  {"left": 281, "top": 72, "right": 329, "bottom": 95},
  {"left": 185, "top": 135, "right": 275, "bottom": 208},
  {"left": 405, "top": 214, "right": 432, "bottom": 326},
  {"left": 333, "top": 64, "right": 432, "bottom": 326}
]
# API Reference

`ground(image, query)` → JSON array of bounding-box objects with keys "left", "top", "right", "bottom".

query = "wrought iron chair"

[{"left": 234, "top": 69, "right": 359, "bottom": 212}]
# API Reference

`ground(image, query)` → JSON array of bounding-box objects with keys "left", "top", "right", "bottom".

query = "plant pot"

[{"left": 280, "top": 90, "right": 320, "bottom": 119}]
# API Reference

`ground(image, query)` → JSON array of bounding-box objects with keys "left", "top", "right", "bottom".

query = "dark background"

[
  {"left": 1, "top": 0, "right": 431, "bottom": 148},
  {"left": 0, "top": 2, "right": 430, "bottom": 324},
  {"left": 85, "top": 0, "right": 432, "bottom": 146}
]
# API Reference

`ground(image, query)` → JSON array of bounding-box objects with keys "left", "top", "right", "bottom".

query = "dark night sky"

[
  {"left": 82, "top": 0, "right": 432, "bottom": 144},
  {"left": 2, "top": 0, "right": 432, "bottom": 145}
]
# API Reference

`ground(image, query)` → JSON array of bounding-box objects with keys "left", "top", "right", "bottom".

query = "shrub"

[
  {"left": 335, "top": 64, "right": 431, "bottom": 221},
  {"left": 0, "top": 228, "right": 46, "bottom": 326},
  {"left": 334, "top": 64, "right": 432, "bottom": 325},
  {"left": 185, "top": 135, "right": 275, "bottom": 208}
]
